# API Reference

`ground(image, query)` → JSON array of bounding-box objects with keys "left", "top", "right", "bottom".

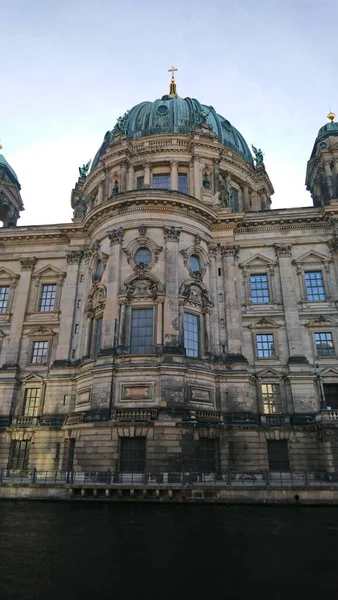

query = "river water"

[{"left": 0, "top": 501, "right": 337, "bottom": 599}]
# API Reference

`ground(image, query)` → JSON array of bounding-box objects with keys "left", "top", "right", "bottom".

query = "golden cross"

[{"left": 168, "top": 65, "right": 178, "bottom": 79}]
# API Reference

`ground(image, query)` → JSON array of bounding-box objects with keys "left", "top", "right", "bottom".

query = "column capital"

[
  {"left": 20, "top": 257, "right": 37, "bottom": 271},
  {"left": 274, "top": 243, "right": 292, "bottom": 257},
  {"left": 108, "top": 227, "right": 124, "bottom": 246},
  {"left": 163, "top": 225, "right": 181, "bottom": 242},
  {"left": 66, "top": 250, "right": 83, "bottom": 264},
  {"left": 328, "top": 237, "right": 338, "bottom": 254},
  {"left": 221, "top": 243, "right": 239, "bottom": 258},
  {"left": 207, "top": 243, "right": 218, "bottom": 258}
]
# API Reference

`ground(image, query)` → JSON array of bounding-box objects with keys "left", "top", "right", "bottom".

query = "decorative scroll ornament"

[
  {"left": 138, "top": 224, "right": 147, "bottom": 237},
  {"left": 66, "top": 250, "right": 83, "bottom": 264},
  {"left": 108, "top": 227, "right": 124, "bottom": 246},
  {"left": 328, "top": 237, "right": 338, "bottom": 254},
  {"left": 179, "top": 281, "right": 213, "bottom": 312},
  {"left": 274, "top": 243, "right": 292, "bottom": 257},
  {"left": 220, "top": 244, "right": 240, "bottom": 258},
  {"left": 121, "top": 272, "right": 164, "bottom": 302}
]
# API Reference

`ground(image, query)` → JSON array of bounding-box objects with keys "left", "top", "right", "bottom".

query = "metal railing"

[{"left": 0, "top": 468, "right": 337, "bottom": 488}]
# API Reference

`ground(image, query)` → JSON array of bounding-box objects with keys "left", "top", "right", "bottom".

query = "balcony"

[
  {"left": 12, "top": 416, "right": 39, "bottom": 427},
  {"left": 112, "top": 409, "right": 158, "bottom": 422}
]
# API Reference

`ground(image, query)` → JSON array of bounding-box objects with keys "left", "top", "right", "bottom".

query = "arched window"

[
  {"left": 95, "top": 259, "right": 103, "bottom": 278},
  {"left": 189, "top": 255, "right": 200, "bottom": 272},
  {"left": 134, "top": 247, "right": 152, "bottom": 265}
]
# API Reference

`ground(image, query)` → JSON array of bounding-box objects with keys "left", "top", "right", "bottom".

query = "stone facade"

[{"left": 1, "top": 94, "right": 338, "bottom": 482}]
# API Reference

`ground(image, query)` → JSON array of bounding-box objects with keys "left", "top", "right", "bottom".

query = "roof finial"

[
  {"left": 327, "top": 111, "right": 336, "bottom": 122},
  {"left": 168, "top": 65, "right": 178, "bottom": 96}
]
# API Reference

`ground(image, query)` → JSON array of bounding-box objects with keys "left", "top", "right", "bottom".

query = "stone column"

[
  {"left": 144, "top": 163, "right": 151, "bottom": 188},
  {"left": 243, "top": 183, "right": 250, "bottom": 210},
  {"left": 213, "top": 158, "right": 220, "bottom": 193},
  {"left": 102, "top": 227, "right": 124, "bottom": 350},
  {"left": 127, "top": 165, "right": 134, "bottom": 191},
  {"left": 156, "top": 301, "right": 164, "bottom": 346},
  {"left": 207, "top": 244, "right": 221, "bottom": 355},
  {"left": 6, "top": 258, "right": 36, "bottom": 366},
  {"left": 84, "top": 313, "right": 93, "bottom": 357},
  {"left": 97, "top": 181, "right": 104, "bottom": 204},
  {"left": 193, "top": 155, "right": 201, "bottom": 200},
  {"left": 274, "top": 244, "right": 306, "bottom": 361},
  {"left": 55, "top": 250, "right": 83, "bottom": 363},
  {"left": 251, "top": 190, "right": 260, "bottom": 211},
  {"left": 238, "top": 186, "right": 244, "bottom": 212},
  {"left": 170, "top": 161, "right": 178, "bottom": 191},
  {"left": 221, "top": 244, "right": 245, "bottom": 360},
  {"left": 103, "top": 171, "right": 110, "bottom": 200},
  {"left": 118, "top": 300, "right": 127, "bottom": 347},
  {"left": 204, "top": 309, "right": 211, "bottom": 354},
  {"left": 163, "top": 225, "right": 182, "bottom": 350},
  {"left": 120, "top": 161, "right": 128, "bottom": 192},
  {"left": 324, "top": 162, "right": 334, "bottom": 199}
]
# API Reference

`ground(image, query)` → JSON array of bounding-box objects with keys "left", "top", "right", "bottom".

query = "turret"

[
  {"left": 306, "top": 112, "right": 338, "bottom": 207},
  {"left": 0, "top": 151, "right": 24, "bottom": 227}
]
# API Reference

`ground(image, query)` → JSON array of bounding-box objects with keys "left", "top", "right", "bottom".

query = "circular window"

[
  {"left": 134, "top": 247, "right": 152, "bottom": 265},
  {"left": 222, "top": 119, "right": 232, "bottom": 131},
  {"left": 189, "top": 255, "right": 201, "bottom": 272},
  {"left": 157, "top": 105, "right": 169, "bottom": 116}
]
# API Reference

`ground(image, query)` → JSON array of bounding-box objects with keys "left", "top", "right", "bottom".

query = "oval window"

[
  {"left": 157, "top": 105, "right": 169, "bottom": 115},
  {"left": 189, "top": 255, "right": 200, "bottom": 272},
  {"left": 134, "top": 247, "right": 152, "bottom": 265}
]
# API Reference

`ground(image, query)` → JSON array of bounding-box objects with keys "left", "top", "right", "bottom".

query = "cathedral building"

[{"left": 1, "top": 71, "right": 338, "bottom": 493}]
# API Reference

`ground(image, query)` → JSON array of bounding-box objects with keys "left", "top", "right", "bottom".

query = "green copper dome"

[
  {"left": 310, "top": 119, "right": 338, "bottom": 158},
  {"left": 0, "top": 154, "right": 20, "bottom": 188},
  {"left": 92, "top": 96, "right": 253, "bottom": 170}
]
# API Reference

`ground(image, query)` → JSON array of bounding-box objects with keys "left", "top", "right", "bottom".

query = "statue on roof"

[
  {"left": 113, "top": 111, "right": 130, "bottom": 135},
  {"left": 79, "top": 160, "right": 91, "bottom": 179},
  {"left": 252, "top": 145, "right": 264, "bottom": 165}
]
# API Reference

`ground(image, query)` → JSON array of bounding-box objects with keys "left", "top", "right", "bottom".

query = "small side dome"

[{"left": 0, "top": 154, "right": 21, "bottom": 188}]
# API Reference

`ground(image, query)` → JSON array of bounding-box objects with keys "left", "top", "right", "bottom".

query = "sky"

[{"left": 2, "top": 0, "right": 338, "bottom": 226}]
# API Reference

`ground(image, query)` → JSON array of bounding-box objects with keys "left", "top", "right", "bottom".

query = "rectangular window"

[
  {"left": 250, "top": 274, "right": 270, "bottom": 303},
  {"left": 256, "top": 334, "right": 275, "bottom": 358},
  {"left": 23, "top": 388, "right": 41, "bottom": 417},
  {"left": 199, "top": 438, "right": 217, "bottom": 472},
  {"left": 39, "top": 284, "right": 56, "bottom": 312},
  {"left": 31, "top": 341, "right": 49, "bottom": 364},
  {"left": 120, "top": 437, "right": 146, "bottom": 473},
  {"left": 136, "top": 176, "right": 144, "bottom": 189},
  {"left": 9, "top": 440, "right": 29, "bottom": 470},
  {"left": 152, "top": 174, "right": 170, "bottom": 190},
  {"left": 184, "top": 312, "right": 199, "bottom": 358},
  {"left": 305, "top": 271, "right": 325, "bottom": 301},
  {"left": 0, "top": 286, "right": 10, "bottom": 313},
  {"left": 323, "top": 384, "right": 338, "bottom": 410},
  {"left": 315, "top": 332, "right": 334, "bottom": 356},
  {"left": 267, "top": 440, "right": 290, "bottom": 472},
  {"left": 94, "top": 317, "right": 103, "bottom": 357},
  {"left": 130, "top": 308, "right": 154, "bottom": 354},
  {"left": 178, "top": 173, "right": 188, "bottom": 194},
  {"left": 261, "top": 383, "right": 282, "bottom": 414},
  {"left": 231, "top": 189, "right": 239, "bottom": 212}
]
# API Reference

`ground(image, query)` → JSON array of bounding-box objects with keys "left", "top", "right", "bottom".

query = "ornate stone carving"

[
  {"left": 274, "top": 243, "right": 292, "bottom": 257},
  {"left": 20, "top": 257, "right": 37, "bottom": 271},
  {"left": 108, "top": 227, "right": 124, "bottom": 246},
  {"left": 207, "top": 243, "right": 218, "bottom": 258},
  {"left": 138, "top": 224, "right": 147, "bottom": 237},
  {"left": 66, "top": 250, "right": 83, "bottom": 264},
  {"left": 163, "top": 225, "right": 181, "bottom": 242},
  {"left": 125, "top": 278, "right": 159, "bottom": 301},
  {"left": 179, "top": 281, "right": 212, "bottom": 312},
  {"left": 328, "top": 237, "right": 338, "bottom": 254},
  {"left": 194, "top": 234, "right": 201, "bottom": 247},
  {"left": 220, "top": 244, "right": 239, "bottom": 258}
]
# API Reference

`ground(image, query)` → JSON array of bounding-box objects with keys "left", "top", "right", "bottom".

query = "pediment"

[
  {"left": 293, "top": 250, "right": 329, "bottom": 265},
  {"left": 257, "top": 368, "right": 281, "bottom": 378},
  {"left": 248, "top": 318, "right": 280, "bottom": 330},
  {"left": 321, "top": 367, "right": 338, "bottom": 378},
  {"left": 0, "top": 266, "right": 19, "bottom": 281},
  {"left": 239, "top": 253, "right": 276, "bottom": 268},
  {"left": 27, "top": 326, "right": 55, "bottom": 338},
  {"left": 34, "top": 264, "right": 66, "bottom": 279},
  {"left": 305, "top": 316, "right": 336, "bottom": 328},
  {"left": 21, "top": 372, "right": 45, "bottom": 383}
]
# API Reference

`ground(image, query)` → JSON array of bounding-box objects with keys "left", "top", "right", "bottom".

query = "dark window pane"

[
  {"left": 199, "top": 438, "right": 217, "bottom": 472},
  {"left": 152, "top": 174, "right": 170, "bottom": 189},
  {"left": 189, "top": 255, "right": 200, "bottom": 272},
  {"left": 0, "top": 286, "right": 10, "bottom": 313},
  {"left": 261, "top": 383, "right": 282, "bottom": 414},
  {"left": 256, "top": 333, "right": 275, "bottom": 358},
  {"left": 305, "top": 271, "right": 325, "bottom": 301},
  {"left": 130, "top": 308, "right": 154, "bottom": 354},
  {"left": 323, "top": 384, "right": 338, "bottom": 409},
  {"left": 94, "top": 317, "right": 103, "bottom": 357},
  {"left": 184, "top": 312, "right": 199, "bottom": 357},
  {"left": 231, "top": 189, "right": 239, "bottom": 212},
  {"left": 9, "top": 440, "right": 29, "bottom": 470},
  {"left": 39, "top": 284, "right": 56, "bottom": 312},
  {"left": 178, "top": 174, "right": 188, "bottom": 194},
  {"left": 250, "top": 274, "right": 270, "bottom": 303},
  {"left": 31, "top": 341, "right": 49, "bottom": 364},
  {"left": 24, "top": 388, "right": 41, "bottom": 417},
  {"left": 134, "top": 247, "right": 152, "bottom": 265},
  {"left": 314, "top": 332, "right": 334, "bottom": 356},
  {"left": 94, "top": 260, "right": 103, "bottom": 278},
  {"left": 267, "top": 440, "right": 290, "bottom": 471},
  {"left": 137, "top": 177, "right": 144, "bottom": 189},
  {"left": 120, "top": 438, "right": 146, "bottom": 472}
]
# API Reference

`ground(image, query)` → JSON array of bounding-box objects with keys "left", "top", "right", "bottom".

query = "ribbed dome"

[
  {"left": 0, "top": 154, "right": 20, "bottom": 188},
  {"left": 91, "top": 96, "right": 253, "bottom": 170},
  {"left": 310, "top": 119, "right": 338, "bottom": 159}
]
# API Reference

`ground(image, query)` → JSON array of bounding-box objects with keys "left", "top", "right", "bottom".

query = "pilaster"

[
  {"left": 55, "top": 250, "right": 83, "bottom": 362},
  {"left": 163, "top": 225, "right": 181, "bottom": 349}
]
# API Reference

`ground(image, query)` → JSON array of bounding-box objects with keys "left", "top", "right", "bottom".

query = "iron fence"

[{"left": 0, "top": 468, "right": 336, "bottom": 488}]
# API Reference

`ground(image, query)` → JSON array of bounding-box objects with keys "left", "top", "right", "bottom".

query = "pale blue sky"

[{"left": 2, "top": 0, "right": 338, "bottom": 225}]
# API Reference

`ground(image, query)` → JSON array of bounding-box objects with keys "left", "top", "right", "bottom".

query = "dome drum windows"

[
  {"left": 123, "top": 234, "right": 163, "bottom": 271},
  {"left": 134, "top": 247, "right": 152, "bottom": 266}
]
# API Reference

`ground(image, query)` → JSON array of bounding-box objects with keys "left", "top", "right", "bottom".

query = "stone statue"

[
  {"left": 79, "top": 160, "right": 91, "bottom": 179},
  {"left": 226, "top": 179, "right": 232, "bottom": 205},
  {"left": 113, "top": 111, "right": 129, "bottom": 135},
  {"left": 219, "top": 176, "right": 229, "bottom": 207},
  {"left": 251, "top": 145, "right": 264, "bottom": 165},
  {"left": 73, "top": 199, "right": 87, "bottom": 219}
]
